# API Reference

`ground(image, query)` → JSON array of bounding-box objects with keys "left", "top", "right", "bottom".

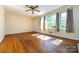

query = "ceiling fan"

[{"left": 25, "top": 5, "right": 40, "bottom": 14}]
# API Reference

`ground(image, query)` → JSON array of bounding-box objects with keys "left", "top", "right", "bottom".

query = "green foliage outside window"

[
  {"left": 59, "top": 12, "right": 67, "bottom": 30},
  {"left": 46, "top": 15, "right": 56, "bottom": 29}
]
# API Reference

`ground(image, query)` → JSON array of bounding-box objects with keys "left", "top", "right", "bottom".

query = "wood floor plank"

[{"left": 0, "top": 32, "right": 79, "bottom": 53}]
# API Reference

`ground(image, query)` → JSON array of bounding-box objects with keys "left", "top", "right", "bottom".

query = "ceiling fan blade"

[
  {"left": 35, "top": 5, "right": 39, "bottom": 8},
  {"left": 25, "top": 5, "right": 31, "bottom": 8},
  {"left": 25, "top": 9, "right": 31, "bottom": 12},
  {"left": 35, "top": 9, "right": 40, "bottom": 12}
]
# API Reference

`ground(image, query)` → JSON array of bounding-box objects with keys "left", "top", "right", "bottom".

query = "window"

[
  {"left": 59, "top": 12, "right": 67, "bottom": 30},
  {"left": 46, "top": 15, "right": 56, "bottom": 29},
  {"left": 40, "top": 16, "right": 44, "bottom": 30},
  {"left": 40, "top": 12, "right": 67, "bottom": 32}
]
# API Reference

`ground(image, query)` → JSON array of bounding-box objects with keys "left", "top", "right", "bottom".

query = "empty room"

[{"left": 0, "top": 5, "right": 79, "bottom": 53}]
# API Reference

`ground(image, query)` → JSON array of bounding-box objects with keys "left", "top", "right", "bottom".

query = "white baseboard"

[{"left": 6, "top": 31, "right": 34, "bottom": 35}]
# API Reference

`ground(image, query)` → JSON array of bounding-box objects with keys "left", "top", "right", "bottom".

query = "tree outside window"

[
  {"left": 59, "top": 12, "right": 67, "bottom": 30},
  {"left": 46, "top": 15, "right": 56, "bottom": 29}
]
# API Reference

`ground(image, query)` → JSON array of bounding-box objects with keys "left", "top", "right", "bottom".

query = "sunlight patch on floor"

[
  {"left": 32, "top": 34, "right": 40, "bottom": 36},
  {"left": 50, "top": 39, "right": 63, "bottom": 45},
  {"left": 32, "top": 34, "right": 63, "bottom": 45},
  {"left": 36, "top": 35, "right": 52, "bottom": 40},
  {"left": 32, "top": 34, "right": 52, "bottom": 40}
]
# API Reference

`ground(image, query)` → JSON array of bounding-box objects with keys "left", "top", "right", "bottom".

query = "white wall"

[
  {"left": 0, "top": 6, "right": 5, "bottom": 43},
  {"left": 34, "top": 16, "right": 41, "bottom": 32},
  {"left": 5, "top": 11, "right": 34, "bottom": 34},
  {"left": 35, "top": 5, "right": 79, "bottom": 40}
]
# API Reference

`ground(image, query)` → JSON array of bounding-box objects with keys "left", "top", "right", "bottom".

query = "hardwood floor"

[{"left": 0, "top": 32, "right": 79, "bottom": 53}]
